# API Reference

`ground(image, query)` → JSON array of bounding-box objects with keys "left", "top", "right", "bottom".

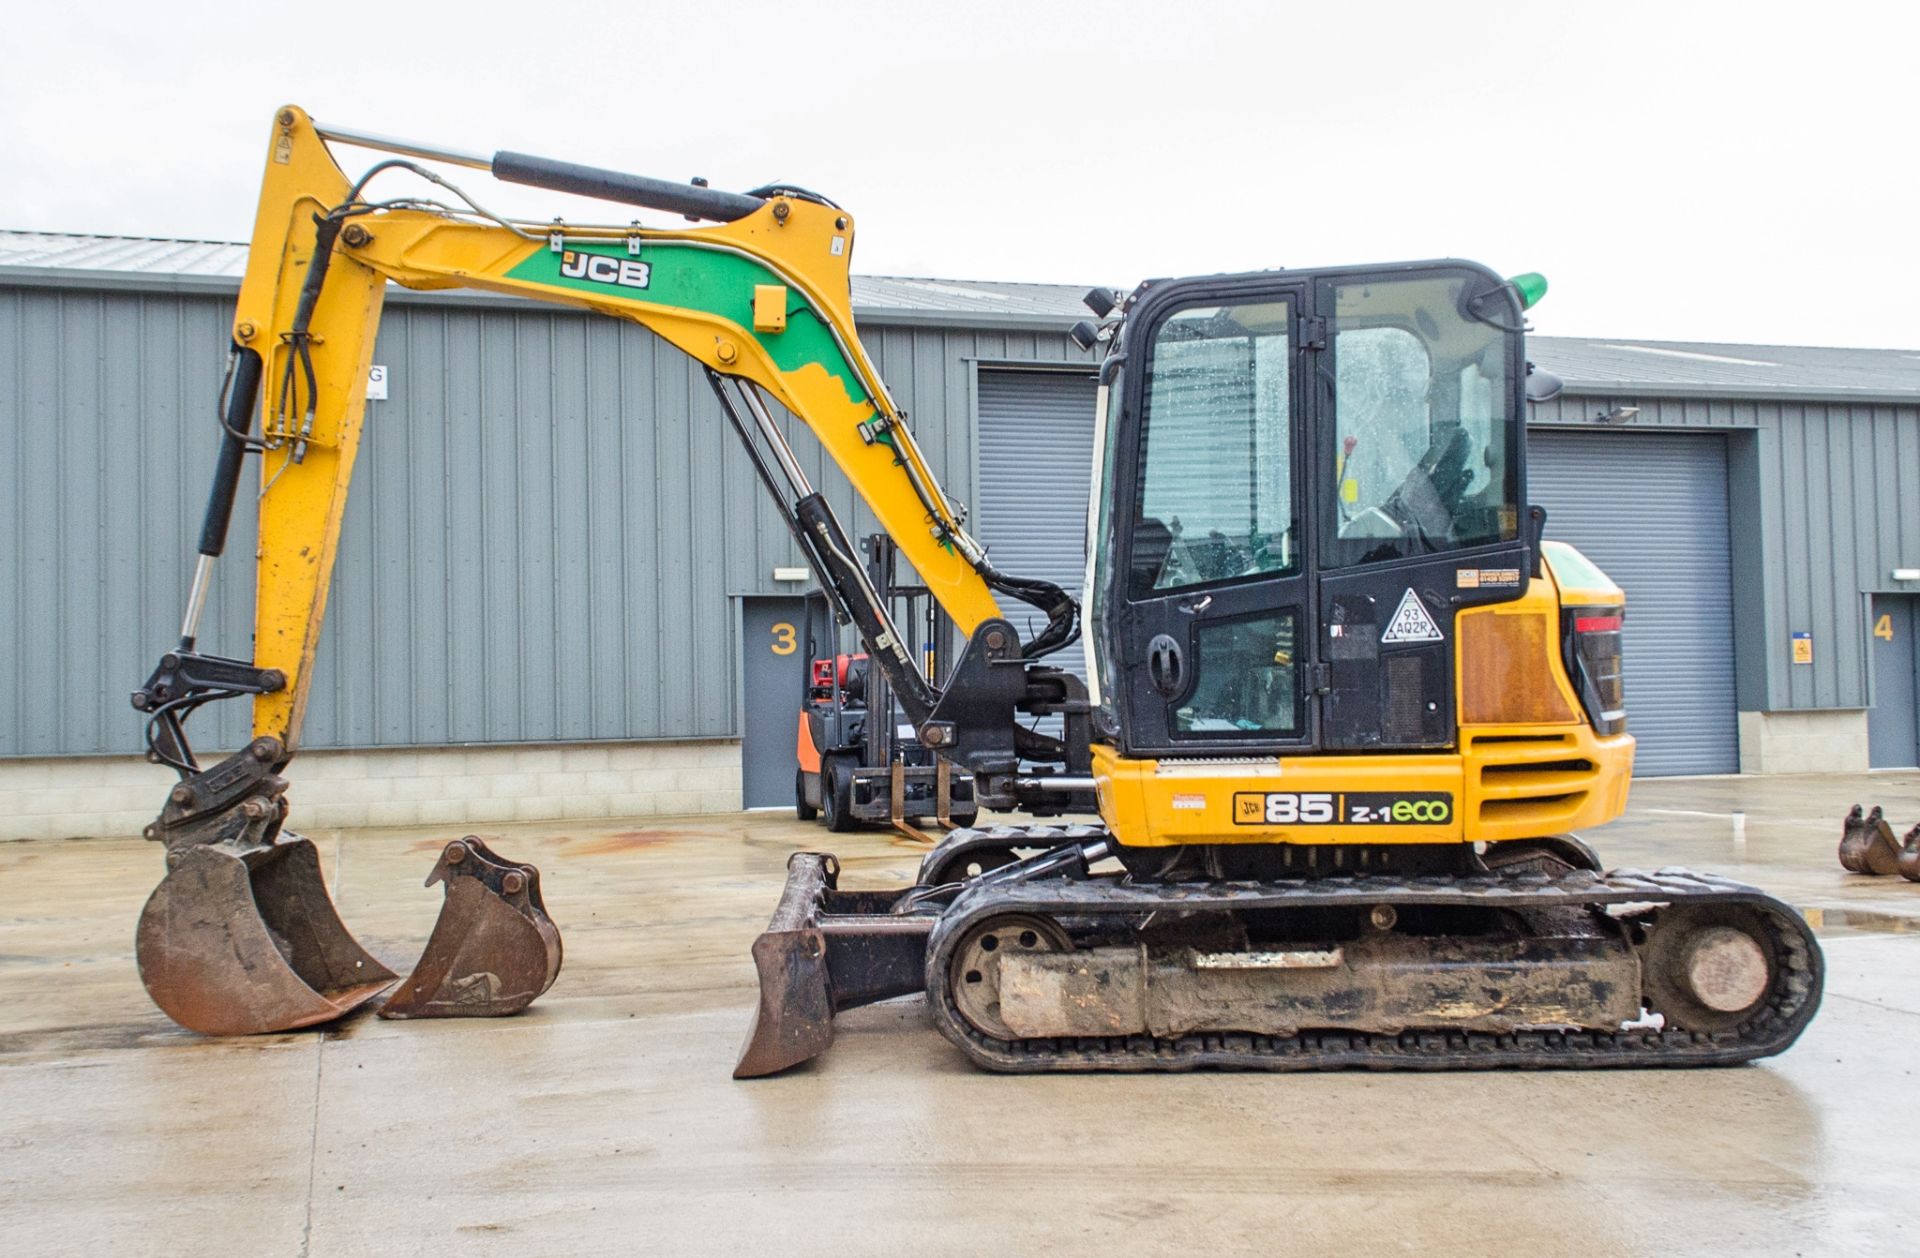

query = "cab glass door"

[
  {"left": 1314, "top": 266, "right": 1530, "bottom": 749},
  {"left": 1116, "top": 291, "right": 1311, "bottom": 754}
]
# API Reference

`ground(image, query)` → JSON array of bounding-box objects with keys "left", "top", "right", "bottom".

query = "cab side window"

[{"left": 1131, "top": 300, "right": 1298, "bottom": 596}]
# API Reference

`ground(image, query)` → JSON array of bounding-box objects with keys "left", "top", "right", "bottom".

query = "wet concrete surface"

[{"left": 2, "top": 773, "right": 1918, "bottom": 1256}]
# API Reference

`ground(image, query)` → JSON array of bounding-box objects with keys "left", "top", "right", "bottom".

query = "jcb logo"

[{"left": 559, "top": 251, "right": 652, "bottom": 290}]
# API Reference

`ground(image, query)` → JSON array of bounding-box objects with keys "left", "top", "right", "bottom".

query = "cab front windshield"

[{"left": 1325, "top": 273, "right": 1519, "bottom": 567}]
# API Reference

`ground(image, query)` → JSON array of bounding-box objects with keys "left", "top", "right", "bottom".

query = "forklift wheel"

[
  {"left": 794, "top": 768, "right": 819, "bottom": 822},
  {"left": 821, "top": 757, "right": 857, "bottom": 833}
]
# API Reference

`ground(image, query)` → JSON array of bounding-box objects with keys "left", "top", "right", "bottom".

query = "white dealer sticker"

[{"left": 1381, "top": 588, "right": 1444, "bottom": 644}]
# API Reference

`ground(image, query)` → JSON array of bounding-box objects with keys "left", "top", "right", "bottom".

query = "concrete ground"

[{"left": 3, "top": 774, "right": 1918, "bottom": 1257}]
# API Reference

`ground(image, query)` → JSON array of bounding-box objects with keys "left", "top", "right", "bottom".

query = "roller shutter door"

[
  {"left": 975, "top": 369, "right": 1100, "bottom": 696},
  {"left": 1528, "top": 429, "right": 1738, "bottom": 776}
]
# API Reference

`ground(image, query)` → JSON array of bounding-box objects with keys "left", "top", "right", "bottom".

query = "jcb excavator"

[{"left": 133, "top": 106, "right": 1823, "bottom": 1072}]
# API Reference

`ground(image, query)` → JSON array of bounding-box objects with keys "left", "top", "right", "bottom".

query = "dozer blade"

[
  {"left": 136, "top": 836, "right": 397, "bottom": 1036},
  {"left": 1839, "top": 804, "right": 1903, "bottom": 875},
  {"left": 734, "top": 852, "right": 932, "bottom": 1079},
  {"left": 379, "top": 838, "right": 563, "bottom": 1019}
]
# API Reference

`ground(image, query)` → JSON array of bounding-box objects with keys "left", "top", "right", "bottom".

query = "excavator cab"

[{"left": 1088, "top": 263, "right": 1534, "bottom": 763}]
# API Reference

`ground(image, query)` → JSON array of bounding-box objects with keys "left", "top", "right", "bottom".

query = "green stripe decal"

[{"left": 506, "top": 242, "right": 869, "bottom": 406}]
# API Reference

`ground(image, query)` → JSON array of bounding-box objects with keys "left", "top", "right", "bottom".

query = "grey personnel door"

[
  {"left": 1869, "top": 596, "right": 1919, "bottom": 769},
  {"left": 740, "top": 595, "right": 811, "bottom": 809}
]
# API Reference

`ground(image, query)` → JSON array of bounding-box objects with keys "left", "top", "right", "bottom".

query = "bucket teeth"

[
  {"left": 137, "top": 835, "right": 396, "bottom": 1035},
  {"left": 1839, "top": 804, "right": 1904, "bottom": 876},
  {"left": 379, "top": 838, "right": 563, "bottom": 1019}
]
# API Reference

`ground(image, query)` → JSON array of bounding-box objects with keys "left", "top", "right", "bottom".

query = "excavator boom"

[{"left": 132, "top": 106, "right": 1082, "bottom": 1036}]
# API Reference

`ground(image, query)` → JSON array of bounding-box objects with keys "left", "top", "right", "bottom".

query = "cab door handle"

[{"left": 1147, "top": 634, "right": 1186, "bottom": 698}]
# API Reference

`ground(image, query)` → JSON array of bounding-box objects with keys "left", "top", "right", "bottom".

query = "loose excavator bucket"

[
  {"left": 379, "top": 838, "right": 563, "bottom": 1019},
  {"left": 734, "top": 853, "right": 932, "bottom": 1078},
  {"left": 1902, "top": 826, "right": 1920, "bottom": 882},
  {"left": 137, "top": 835, "right": 397, "bottom": 1036},
  {"left": 1839, "top": 804, "right": 1905, "bottom": 876}
]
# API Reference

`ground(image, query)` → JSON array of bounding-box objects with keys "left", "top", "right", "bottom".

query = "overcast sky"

[{"left": 2, "top": 1, "right": 1909, "bottom": 348}]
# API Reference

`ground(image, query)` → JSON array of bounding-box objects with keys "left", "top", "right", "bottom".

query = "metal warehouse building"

[{"left": 4, "top": 230, "right": 1919, "bottom": 838}]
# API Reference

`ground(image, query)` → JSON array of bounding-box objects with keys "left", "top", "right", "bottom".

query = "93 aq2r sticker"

[{"left": 1232, "top": 791, "right": 1453, "bottom": 826}]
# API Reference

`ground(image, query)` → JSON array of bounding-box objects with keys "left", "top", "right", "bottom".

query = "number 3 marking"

[{"left": 770, "top": 622, "right": 797, "bottom": 656}]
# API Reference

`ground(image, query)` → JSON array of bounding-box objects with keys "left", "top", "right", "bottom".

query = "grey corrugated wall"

[
  {"left": 1741, "top": 400, "right": 1920, "bottom": 712},
  {"left": 1536, "top": 394, "right": 1920, "bottom": 717},
  {"left": 0, "top": 280, "right": 1090, "bottom": 757}
]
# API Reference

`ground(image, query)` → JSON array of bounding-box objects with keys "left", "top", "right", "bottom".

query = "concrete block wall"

[
  {"left": 0, "top": 740, "right": 743, "bottom": 841},
  {"left": 1737, "top": 710, "right": 1869, "bottom": 775}
]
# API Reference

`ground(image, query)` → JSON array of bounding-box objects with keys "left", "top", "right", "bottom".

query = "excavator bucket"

[
  {"left": 136, "top": 835, "right": 397, "bottom": 1035},
  {"left": 1899, "top": 824, "right": 1920, "bottom": 883},
  {"left": 378, "top": 838, "right": 563, "bottom": 1019},
  {"left": 1839, "top": 804, "right": 1904, "bottom": 875},
  {"left": 734, "top": 852, "right": 932, "bottom": 1078}
]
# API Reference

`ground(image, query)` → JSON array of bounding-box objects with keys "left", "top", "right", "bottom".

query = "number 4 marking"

[{"left": 1875, "top": 613, "right": 1894, "bottom": 642}]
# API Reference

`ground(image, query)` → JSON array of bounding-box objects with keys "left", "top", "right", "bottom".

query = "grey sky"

[{"left": 2, "top": 0, "right": 1909, "bottom": 348}]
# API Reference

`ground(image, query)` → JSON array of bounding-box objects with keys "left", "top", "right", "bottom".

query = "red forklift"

[{"left": 794, "top": 535, "right": 978, "bottom": 835}]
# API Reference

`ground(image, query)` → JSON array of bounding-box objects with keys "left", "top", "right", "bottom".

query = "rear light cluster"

[{"left": 1563, "top": 607, "right": 1626, "bottom": 736}]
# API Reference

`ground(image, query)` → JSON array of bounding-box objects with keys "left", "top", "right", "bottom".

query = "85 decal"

[{"left": 1232, "top": 791, "right": 1453, "bottom": 826}]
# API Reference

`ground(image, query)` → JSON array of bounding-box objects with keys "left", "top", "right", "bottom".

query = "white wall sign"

[{"left": 367, "top": 364, "right": 389, "bottom": 400}]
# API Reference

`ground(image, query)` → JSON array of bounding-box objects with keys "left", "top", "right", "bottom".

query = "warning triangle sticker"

[{"left": 1381, "top": 588, "right": 1444, "bottom": 644}]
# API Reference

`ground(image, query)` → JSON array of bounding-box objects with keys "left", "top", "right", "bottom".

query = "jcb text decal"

[{"left": 558, "top": 250, "right": 652, "bottom": 290}]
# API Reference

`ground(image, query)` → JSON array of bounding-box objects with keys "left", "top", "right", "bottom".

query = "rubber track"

[{"left": 924, "top": 863, "right": 1824, "bottom": 1073}]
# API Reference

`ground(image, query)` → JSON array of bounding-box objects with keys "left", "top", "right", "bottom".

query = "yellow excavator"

[{"left": 132, "top": 107, "right": 1823, "bottom": 1071}]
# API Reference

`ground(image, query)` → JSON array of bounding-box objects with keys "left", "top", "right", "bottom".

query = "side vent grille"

[{"left": 1473, "top": 741, "right": 1601, "bottom": 828}]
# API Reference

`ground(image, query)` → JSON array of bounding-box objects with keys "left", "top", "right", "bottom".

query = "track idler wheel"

[
  {"left": 137, "top": 835, "right": 396, "bottom": 1035},
  {"left": 1641, "top": 904, "right": 1780, "bottom": 1033},
  {"left": 1839, "top": 804, "right": 1903, "bottom": 875},
  {"left": 379, "top": 838, "right": 563, "bottom": 1019}
]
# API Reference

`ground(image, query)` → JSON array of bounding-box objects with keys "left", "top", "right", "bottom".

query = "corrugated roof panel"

[
  {"left": 0, "top": 230, "right": 247, "bottom": 275},
  {"left": 3, "top": 230, "right": 1917, "bottom": 397}
]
